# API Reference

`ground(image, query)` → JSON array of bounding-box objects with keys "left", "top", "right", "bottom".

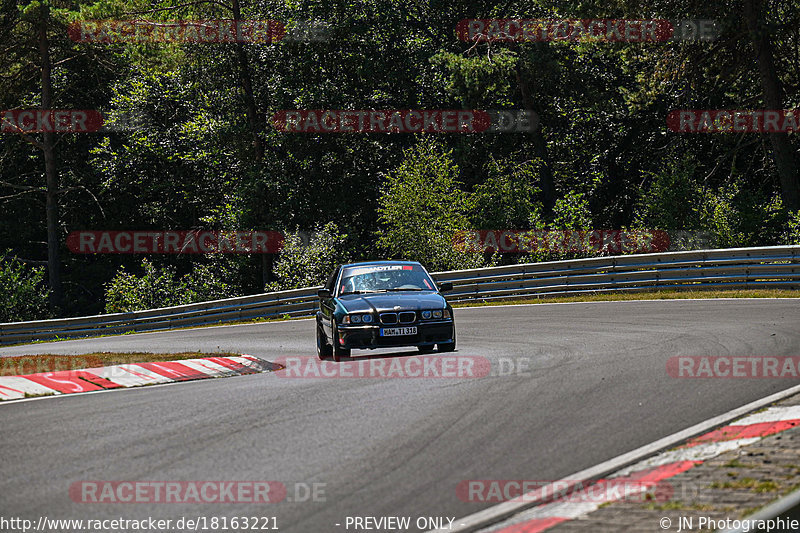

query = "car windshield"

[{"left": 339, "top": 264, "right": 435, "bottom": 295}]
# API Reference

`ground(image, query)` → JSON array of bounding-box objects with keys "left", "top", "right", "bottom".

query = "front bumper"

[{"left": 336, "top": 320, "right": 454, "bottom": 349}]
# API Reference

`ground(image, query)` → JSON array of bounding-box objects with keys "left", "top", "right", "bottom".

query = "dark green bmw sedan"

[{"left": 315, "top": 261, "right": 455, "bottom": 361}]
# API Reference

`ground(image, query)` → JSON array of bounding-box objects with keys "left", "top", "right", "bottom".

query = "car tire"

[
  {"left": 316, "top": 323, "right": 332, "bottom": 360},
  {"left": 417, "top": 345, "right": 435, "bottom": 354},
  {"left": 331, "top": 324, "right": 351, "bottom": 362},
  {"left": 438, "top": 328, "right": 456, "bottom": 352}
]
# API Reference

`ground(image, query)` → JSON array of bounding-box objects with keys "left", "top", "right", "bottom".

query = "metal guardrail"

[
  {"left": 435, "top": 245, "right": 800, "bottom": 302},
  {"left": 1, "top": 246, "right": 798, "bottom": 345}
]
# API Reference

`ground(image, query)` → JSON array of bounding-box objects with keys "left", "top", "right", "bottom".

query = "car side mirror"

[
  {"left": 317, "top": 288, "right": 331, "bottom": 298},
  {"left": 438, "top": 282, "right": 453, "bottom": 292}
]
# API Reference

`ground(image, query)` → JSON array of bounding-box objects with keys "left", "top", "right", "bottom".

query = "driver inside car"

[{"left": 342, "top": 268, "right": 431, "bottom": 292}]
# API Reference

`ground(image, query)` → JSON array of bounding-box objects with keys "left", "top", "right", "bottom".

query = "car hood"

[{"left": 337, "top": 292, "right": 447, "bottom": 313}]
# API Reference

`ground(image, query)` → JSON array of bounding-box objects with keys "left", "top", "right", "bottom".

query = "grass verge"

[
  {"left": 450, "top": 289, "right": 800, "bottom": 309},
  {"left": 0, "top": 352, "right": 240, "bottom": 377}
]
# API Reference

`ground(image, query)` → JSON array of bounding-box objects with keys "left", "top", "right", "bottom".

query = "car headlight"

[
  {"left": 343, "top": 314, "right": 372, "bottom": 324},
  {"left": 433, "top": 310, "right": 443, "bottom": 319},
  {"left": 443, "top": 309, "right": 451, "bottom": 319},
  {"left": 421, "top": 310, "right": 432, "bottom": 319}
]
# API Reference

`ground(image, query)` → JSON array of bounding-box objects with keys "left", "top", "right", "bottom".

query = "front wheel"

[
  {"left": 438, "top": 328, "right": 456, "bottom": 352},
  {"left": 316, "top": 322, "right": 332, "bottom": 360},
  {"left": 331, "top": 324, "right": 351, "bottom": 362},
  {"left": 438, "top": 341, "right": 456, "bottom": 352}
]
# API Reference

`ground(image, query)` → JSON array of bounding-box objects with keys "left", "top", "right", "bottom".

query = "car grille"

[
  {"left": 399, "top": 311, "right": 416, "bottom": 324},
  {"left": 380, "top": 312, "right": 417, "bottom": 324}
]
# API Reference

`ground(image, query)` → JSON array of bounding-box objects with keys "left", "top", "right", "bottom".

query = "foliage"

[
  {"left": 552, "top": 191, "right": 592, "bottom": 230},
  {"left": 430, "top": 49, "right": 518, "bottom": 108},
  {"left": 266, "top": 222, "right": 351, "bottom": 291},
  {"left": 0, "top": 252, "right": 51, "bottom": 323},
  {"left": 787, "top": 211, "right": 800, "bottom": 245},
  {"left": 470, "top": 158, "right": 542, "bottom": 229},
  {"left": 634, "top": 161, "right": 702, "bottom": 231},
  {"left": 637, "top": 166, "right": 791, "bottom": 249},
  {"left": 376, "top": 139, "right": 488, "bottom": 272},
  {"left": 104, "top": 258, "right": 236, "bottom": 313},
  {"left": 1, "top": 0, "right": 798, "bottom": 316}
]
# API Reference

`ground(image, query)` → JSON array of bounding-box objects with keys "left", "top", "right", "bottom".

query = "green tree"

[
  {"left": 0, "top": 251, "right": 51, "bottom": 322},
  {"left": 470, "top": 158, "right": 542, "bottom": 229},
  {"left": 266, "top": 222, "right": 351, "bottom": 291},
  {"left": 376, "top": 139, "right": 486, "bottom": 272},
  {"left": 104, "top": 258, "right": 236, "bottom": 313},
  {"left": 552, "top": 190, "right": 592, "bottom": 230}
]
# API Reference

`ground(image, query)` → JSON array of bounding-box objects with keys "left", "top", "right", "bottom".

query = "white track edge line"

[{"left": 432, "top": 383, "right": 800, "bottom": 533}]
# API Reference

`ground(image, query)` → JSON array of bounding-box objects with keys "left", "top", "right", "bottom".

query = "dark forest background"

[{"left": 1, "top": 0, "right": 798, "bottom": 321}]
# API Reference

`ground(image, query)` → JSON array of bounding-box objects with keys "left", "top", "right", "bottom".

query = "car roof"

[{"left": 341, "top": 260, "right": 422, "bottom": 268}]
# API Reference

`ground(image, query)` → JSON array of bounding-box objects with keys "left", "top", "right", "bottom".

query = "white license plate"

[{"left": 380, "top": 327, "right": 417, "bottom": 337}]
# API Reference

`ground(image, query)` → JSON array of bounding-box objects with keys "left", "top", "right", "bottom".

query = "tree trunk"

[
  {"left": 515, "top": 61, "right": 557, "bottom": 216},
  {"left": 743, "top": 0, "right": 799, "bottom": 210},
  {"left": 232, "top": 0, "right": 264, "bottom": 162},
  {"left": 39, "top": 5, "right": 62, "bottom": 311},
  {"left": 261, "top": 253, "right": 274, "bottom": 289}
]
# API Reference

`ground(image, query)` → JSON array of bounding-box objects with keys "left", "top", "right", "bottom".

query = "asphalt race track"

[{"left": 1, "top": 299, "right": 799, "bottom": 532}]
